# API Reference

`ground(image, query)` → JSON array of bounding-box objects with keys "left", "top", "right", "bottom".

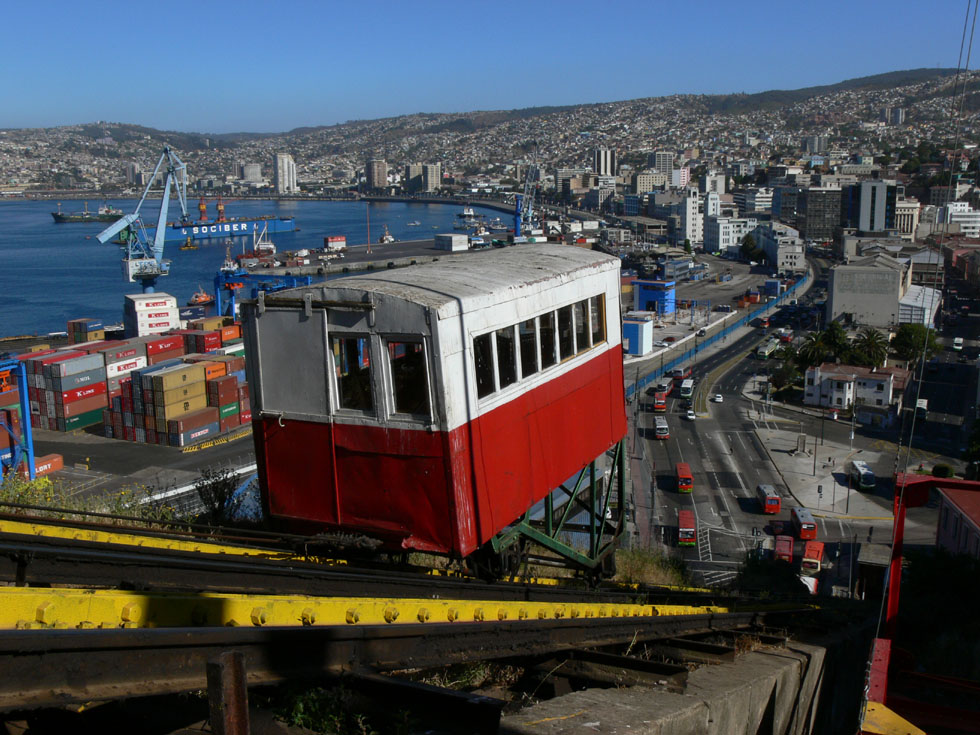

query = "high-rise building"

[
  {"left": 840, "top": 181, "right": 897, "bottom": 232},
  {"left": 273, "top": 153, "right": 297, "bottom": 194},
  {"left": 366, "top": 159, "right": 388, "bottom": 190},
  {"left": 593, "top": 147, "right": 617, "bottom": 177},
  {"left": 797, "top": 187, "right": 842, "bottom": 242},
  {"left": 241, "top": 163, "right": 262, "bottom": 183},
  {"left": 123, "top": 162, "right": 141, "bottom": 185},
  {"left": 631, "top": 172, "right": 667, "bottom": 194},
  {"left": 671, "top": 167, "right": 690, "bottom": 189},
  {"left": 422, "top": 163, "right": 442, "bottom": 192},
  {"left": 650, "top": 151, "right": 674, "bottom": 174},
  {"left": 404, "top": 163, "right": 424, "bottom": 192}
]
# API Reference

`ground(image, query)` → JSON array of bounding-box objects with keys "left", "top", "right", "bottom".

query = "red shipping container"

[
  {"left": 144, "top": 335, "right": 184, "bottom": 356},
  {"left": 148, "top": 347, "right": 185, "bottom": 365},
  {"left": 20, "top": 453, "right": 63, "bottom": 479},
  {"left": 17, "top": 349, "right": 55, "bottom": 362},
  {"left": 58, "top": 394, "right": 106, "bottom": 419},
  {"left": 219, "top": 414, "right": 241, "bottom": 433},
  {"left": 166, "top": 406, "right": 219, "bottom": 434},
  {"left": 237, "top": 383, "right": 250, "bottom": 401},
  {"left": 240, "top": 409, "right": 252, "bottom": 423},
  {"left": 124, "top": 427, "right": 135, "bottom": 442},
  {"left": 61, "top": 381, "right": 107, "bottom": 405}
]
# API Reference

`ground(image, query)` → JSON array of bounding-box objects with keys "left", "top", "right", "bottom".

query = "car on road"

[
  {"left": 953, "top": 337, "right": 964, "bottom": 351},
  {"left": 686, "top": 409, "right": 697, "bottom": 420},
  {"left": 697, "top": 328, "right": 707, "bottom": 336},
  {"left": 654, "top": 340, "right": 668, "bottom": 348},
  {"left": 664, "top": 336, "right": 676, "bottom": 343},
  {"left": 711, "top": 394, "right": 724, "bottom": 403}
]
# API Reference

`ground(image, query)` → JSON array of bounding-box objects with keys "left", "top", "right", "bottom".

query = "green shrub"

[{"left": 932, "top": 463, "right": 953, "bottom": 478}]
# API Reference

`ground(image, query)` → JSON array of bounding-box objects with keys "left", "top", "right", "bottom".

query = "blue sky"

[{"left": 1, "top": 0, "right": 971, "bottom": 133}]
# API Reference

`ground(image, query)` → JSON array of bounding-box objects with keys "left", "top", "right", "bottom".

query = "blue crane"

[
  {"left": 0, "top": 359, "right": 34, "bottom": 485},
  {"left": 514, "top": 149, "right": 538, "bottom": 238},
  {"left": 95, "top": 146, "right": 190, "bottom": 293}
]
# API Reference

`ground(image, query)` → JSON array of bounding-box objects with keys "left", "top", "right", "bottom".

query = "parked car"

[
  {"left": 655, "top": 340, "right": 668, "bottom": 348},
  {"left": 664, "top": 336, "right": 676, "bottom": 343}
]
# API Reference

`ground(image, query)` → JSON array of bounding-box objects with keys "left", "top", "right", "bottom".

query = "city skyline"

[{"left": 1, "top": 0, "right": 970, "bottom": 133}]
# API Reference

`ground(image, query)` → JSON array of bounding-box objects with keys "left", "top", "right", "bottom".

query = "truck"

[
  {"left": 774, "top": 535, "right": 794, "bottom": 564},
  {"left": 800, "top": 540, "right": 824, "bottom": 577}
]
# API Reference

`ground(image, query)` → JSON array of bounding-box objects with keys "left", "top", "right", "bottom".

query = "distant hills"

[{"left": 16, "top": 68, "right": 967, "bottom": 149}]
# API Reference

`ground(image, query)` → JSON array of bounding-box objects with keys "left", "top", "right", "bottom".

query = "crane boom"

[{"left": 95, "top": 146, "right": 189, "bottom": 292}]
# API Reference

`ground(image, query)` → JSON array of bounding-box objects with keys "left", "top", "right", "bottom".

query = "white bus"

[
  {"left": 848, "top": 460, "right": 876, "bottom": 491},
  {"left": 654, "top": 416, "right": 670, "bottom": 440},
  {"left": 679, "top": 378, "right": 695, "bottom": 398}
]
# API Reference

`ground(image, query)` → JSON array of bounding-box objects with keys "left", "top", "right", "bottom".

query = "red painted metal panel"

[{"left": 256, "top": 347, "right": 626, "bottom": 557}]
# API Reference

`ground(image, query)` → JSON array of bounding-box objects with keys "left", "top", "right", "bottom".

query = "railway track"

[{"left": 0, "top": 512, "right": 813, "bottom": 727}]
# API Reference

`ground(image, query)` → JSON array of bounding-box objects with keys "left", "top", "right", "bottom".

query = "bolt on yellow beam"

[{"left": 0, "top": 587, "right": 735, "bottom": 630}]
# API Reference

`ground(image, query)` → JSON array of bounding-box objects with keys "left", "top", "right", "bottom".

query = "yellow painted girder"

[{"left": 0, "top": 586, "right": 733, "bottom": 630}]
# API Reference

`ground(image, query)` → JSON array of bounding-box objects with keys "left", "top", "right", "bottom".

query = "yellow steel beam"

[
  {"left": 0, "top": 518, "right": 304, "bottom": 562},
  {"left": 0, "top": 586, "right": 738, "bottom": 630},
  {"left": 861, "top": 701, "right": 926, "bottom": 735}
]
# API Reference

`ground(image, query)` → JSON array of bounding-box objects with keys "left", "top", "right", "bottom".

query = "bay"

[{"left": 0, "top": 199, "right": 503, "bottom": 337}]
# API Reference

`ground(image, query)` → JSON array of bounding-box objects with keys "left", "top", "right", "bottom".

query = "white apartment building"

[
  {"left": 894, "top": 195, "right": 921, "bottom": 241},
  {"left": 671, "top": 167, "right": 691, "bottom": 189},
  {"left": 803, "top": 363, "right": 906, "bottom": 411},
  {"left": 704, "top": 215, "right": 757, "bottom": 255},
  {"left": 273, "top": 153, "right": 297, "bottom": 194},
  {"left": 679, "top": 187, "right": 703, "bottom": 244},
  {"left": 753, "top": 222, "right": 805, "bottom": 273},
  {"left": 744, "top": 187, "right": 773, "bottom": 212},
  {"left": 940, "top": 201, "right": 980, "bottom": 238}
]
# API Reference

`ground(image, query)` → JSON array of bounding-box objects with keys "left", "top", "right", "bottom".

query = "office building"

[
  {"left": 366, "top": 158, "right": 388, "bottom": 190},
  {"left": 241, "top": 163, "right": 262, "bottom": 183},
  {"left": 650, "top": 151, "right": 674, "bottom": 174},
  {"left": 671, "top": 167, "right": 691, "bottom": 189},
  {"left": 273, "top": 153, "right": 297, "bottom": 194},
  {"left": 704, "top": 215, "right": 758, "bottom": 256},
  {"left": 632, "top": 172, "right": 667, "bottom": 194},
  {"left": 593, "top": 148, "right": 617, "bottom": 177},
  {"left": 753, "top": 222, "right": 805, "bottom": 273},
  {"left": 894, "top": 195, "right": 921, "bottom": 240},
  {"left": 404, "top": 163, "right": 424, "bottom": 192},
  {"left": 797, "top": 187, "right": 841, "bottom": 241},
  {"left": 841, "top": 181, "right": 897, "bottom": 233},
  {"left": 422, "top": 163, "right": 442, "bottom": 192}
]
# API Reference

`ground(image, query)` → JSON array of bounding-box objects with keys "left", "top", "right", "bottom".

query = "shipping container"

[
  {"left": 156, "top": 394, "right": 209, "bottom": 421},
  {"left": 150, "top": 364, "right": 206, "bottom": 393},
  {"left": 171, "top": 420, "right": 220, "bottom": 447},
  {"left": 166, "top": 406, "right": 220, "bottom": 434}
]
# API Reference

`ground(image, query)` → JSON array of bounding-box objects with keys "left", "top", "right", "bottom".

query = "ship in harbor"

[
  {"left": 115, "top": 196, "right": 297, "bottom": 244},
  {"left": 51, "top": 201, "right": 124, "bottom": 223}
]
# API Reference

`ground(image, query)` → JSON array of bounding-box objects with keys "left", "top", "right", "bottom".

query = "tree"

[
  {"left": 853, "top": 328, "right": 889, "bottom": 367},
  {"left": 771, "top": 360, "right": 799, "bottom": 390},
  {"left": 741, "top": 233, "right": 761, "bottom": 261},
  {"left": 892, "top": 324, "right": 940, "bottom": 362},
  {"left": 194, "top": 467, "right": 241, "bottom": 525},
  {"left": 822, "top": 321, "right": 850, "bottom": 361},
  {"left": 684, "top": 238, "right": 692, "bottom": 254},
  {"left": 798, "top": 332, "right": 827, "bottom": 368}
]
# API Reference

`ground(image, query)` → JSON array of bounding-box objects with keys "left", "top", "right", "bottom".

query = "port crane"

[
  {"left": 514, "top": 145, "right": 538, "bottom": 238},
  {"left": 95, "top": 146, "right": 190, "bottom": 293}
]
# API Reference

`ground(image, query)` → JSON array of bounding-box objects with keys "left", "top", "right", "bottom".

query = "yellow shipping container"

[
  {"left": 157, "top": 393, "right": 209, "bottom": 421},
  {"left": 153, "top": 380, "right": 206, "bottom": 407},
  {"left": 150, "top": 365, "right": 206, "bottom": 393}
]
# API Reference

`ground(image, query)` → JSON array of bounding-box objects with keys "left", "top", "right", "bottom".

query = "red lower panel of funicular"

[{"left": 254, "top": 348, "right": 627, "bottom": 557}]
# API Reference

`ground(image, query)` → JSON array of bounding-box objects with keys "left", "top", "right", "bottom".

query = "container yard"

[{"left": 9, "top": 298, "right": 250, "bottom": 450}]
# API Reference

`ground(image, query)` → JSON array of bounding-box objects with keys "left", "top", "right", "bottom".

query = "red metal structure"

[{"left": 862, "top": 473, "right": 980, "bottom": 733}]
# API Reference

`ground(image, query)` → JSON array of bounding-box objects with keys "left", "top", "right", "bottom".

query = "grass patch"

[{"left": 613, "top": 547, "right": 688, "bottom": 586}]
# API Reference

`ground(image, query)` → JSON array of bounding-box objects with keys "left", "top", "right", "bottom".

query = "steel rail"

[
  {"left": 0, "top": 611, "right": 771, "bottom": 710},
  {"left": 0, "top": 532, "right": 737, "bottom": 607}
]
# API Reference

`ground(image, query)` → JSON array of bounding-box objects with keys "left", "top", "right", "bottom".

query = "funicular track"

[{"left": 0, "top": 512, "right": 812, "bottom": 727}]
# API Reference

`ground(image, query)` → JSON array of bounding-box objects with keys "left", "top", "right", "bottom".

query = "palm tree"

[
  {"left": 854, "top": 328, "right": 889, "bottom": 367},
  {"left": 798, "top": 332, "right": 826, "bottom": 368},
  {"left": 823, "top": 322, "right": 850, "bottom": 361}
]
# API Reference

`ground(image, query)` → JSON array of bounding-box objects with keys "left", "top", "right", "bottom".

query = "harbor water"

[{"left": 0, "top": 199, "right": 502, "bottom": 337}]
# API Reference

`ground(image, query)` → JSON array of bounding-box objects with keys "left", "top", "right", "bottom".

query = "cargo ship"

[
  {"left": 118, "top": 214, "right": 298, "bottom": 244},
  {"left": 52, "top": 201, "right": 124, "bottom": 223}
]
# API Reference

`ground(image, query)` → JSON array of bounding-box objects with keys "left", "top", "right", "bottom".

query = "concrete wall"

[{"left": 829, "top": 266, "right": 900, "bottom": 328}]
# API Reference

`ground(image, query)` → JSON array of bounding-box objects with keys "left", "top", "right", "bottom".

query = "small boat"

[
  {"left": 407, "top": 220, "right": 421, "bottom": 226},
  {"left": 457, "top": 206, "right": 475, "bottom": 218},
  {"left": 188, "top": 286, "right": 214, "bottom": 306},
  {"left": 179, "top": 238, "right": 198, "bottom": 251}
]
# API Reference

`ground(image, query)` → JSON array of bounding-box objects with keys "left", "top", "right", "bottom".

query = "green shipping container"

[
  {"left": 219, "top": 401, "right": 239, "bottom": 420},
  {"left": 64, "top": 407, "right": 105, "bottom": 431}
]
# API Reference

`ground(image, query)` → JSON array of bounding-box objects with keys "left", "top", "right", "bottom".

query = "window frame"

[
  {"left": 383, "top": 336, "right": 434, "bottom": 421},
  {"left": 330, "top": 333, "right": 376, "bottom": 416}
]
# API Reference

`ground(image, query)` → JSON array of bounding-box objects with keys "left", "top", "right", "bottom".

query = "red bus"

[
  {"left": 671, "top": 366, "right": 692, "bottom": 381},
  {"left": 791, "top": 507, "right": 818, "bottom": 540},
  {"left": 759, "top": 316, "right": 770, "bottom": 329},
  {"left": 675, "top": 462, "right": 693, "bottom": 493},
  {"left": 801, "top": 541, "right": 824, "bottom": 576},
  {"left": 678, "top": 509, "right": 696, "bottom": 547},
  {"left": 653, "top": 391, "right": 667, "bottom": 412},
  {"left": 755, "top": 484, "right": 781, "bottom": 514},
  {"left": 774, "top": 535, "right": 794, "bottom": 563}
]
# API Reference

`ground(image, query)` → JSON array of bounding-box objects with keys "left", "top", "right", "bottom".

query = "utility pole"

[
  {"left": 813, "top": 434, "right": 817, "bottom": 476},
  {"left": 848, "top": 533, "right": 856, "bottom": 599}
]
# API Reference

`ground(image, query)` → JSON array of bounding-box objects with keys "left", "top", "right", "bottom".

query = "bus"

[
  {"left": 653, "top": 391, "right": 667, "bottom": 412},
  {"left": 915, "top": 399, "right": 928, "bottom": 419},
  {"left": 774, "top": 535, "right": 794, "bottom": 563},
  {"left": 671, "top": 366, "right": 692, "bottom": 381},
  {"left": 755, "top": 484, "right": 781, "bottom": 514},
  {"left": 790, "top": 507, "right": 818, "bottom": 540},
  {"left": 759, "top": 316, "right": 770, "bottom": 329},
  {"left": 679, "top": 378, "right": 695, "bottom": 398},
  {"left": 800, "top": 540, "right": 824, "bottom": 577},
  {"left": 657, "top": 379, "right": 673, "bottom": 396},
  {"left": 678, "top": 509, "right": 696, "bottom": 547},
  {"left": 675, "top": 462, "right": 693, "bottom": 493},
  {"left": 848, "top": 460, "right": 876, "bottom": 491},
  {"left": 755, "top": 338, "right": 779, "bottom": 359},
  {"left": 654, "top": 416, "right": 670, "bottom": 440}
]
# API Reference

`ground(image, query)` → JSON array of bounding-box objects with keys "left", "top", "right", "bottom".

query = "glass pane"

[
  {"left": 496, "top": 326, "right": 517, "bottom": 389},
  {"left": 519, "top": 319, "right": 538, "bottom": 378},
  {"left": 590, "top": 295, "right": 605, "bottom": 345},
  {"left": 540, "top": 312, "right": 557, "bottom": 369},
  {"left": 387, "top": 341, "right": 430, "bottom": 416},
  {"left": 332, "top": 336, "right": 373, "bottom": 412},
  {"left": 558, "top": 305, "right": 574, "bottom": 360},
  {"left": 573, "top": 300, "right": 589, "bottom": 353},
  {"left": 474, "top": 333, "right": 495, "bottom": 398}
]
